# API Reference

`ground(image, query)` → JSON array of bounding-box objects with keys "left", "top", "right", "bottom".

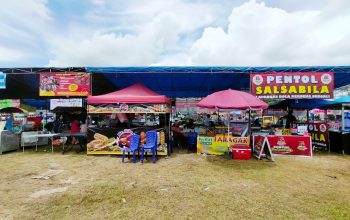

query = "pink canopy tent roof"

[
  {"left": 88, "top": 83, "right": 170, "bottom": 104},
  {"left": 197, "top": 89, "right": 268, "bottom": 110}
]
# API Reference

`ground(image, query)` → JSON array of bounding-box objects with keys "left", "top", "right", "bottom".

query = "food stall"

[
  {"left": 20, "top": 110, "right": 59, "bottom": 151},
  {"left": 323, "top": 96, "right": 350, "bottom": 155},
  {"left": 196, "top": 89, "right": 268, "bottom": 159},
  {"left": 268, "top": 99, "right": 334, "bottom": 152},
  {"left": 250, "top": 71, "right": 335, "bottom": 157},
  {"left": 87, "top": 83, "right": 171, "bottom": 156},
  {"left": 0, "top": 102, "right": 23, "bottom": 154},
  {"left": 0, "top": 120, "right": 21, "bottom": 154}
]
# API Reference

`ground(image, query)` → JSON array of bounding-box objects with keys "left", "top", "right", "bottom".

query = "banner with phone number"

[{"left": 39, "top": 73, "right": 90, "bottom": 96}]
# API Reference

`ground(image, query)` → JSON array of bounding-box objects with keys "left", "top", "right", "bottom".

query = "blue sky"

[{"left": 0, "top": 0, "right": 349, "bottom": 67}]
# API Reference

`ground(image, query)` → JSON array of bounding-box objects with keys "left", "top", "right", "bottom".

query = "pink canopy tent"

[
  {"left": 197, "top": 89, "right": 268, "bottom": 150},
  {"left": 197, "top": 89, "right": 268, "bottom": 110},
  {"left": 88, "top": 83, "right": 170, "bottom": 104}
]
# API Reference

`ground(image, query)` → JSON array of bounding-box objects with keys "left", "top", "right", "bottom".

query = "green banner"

[{"left": 0, "top": 99, "right": 20, "bottom": 109}]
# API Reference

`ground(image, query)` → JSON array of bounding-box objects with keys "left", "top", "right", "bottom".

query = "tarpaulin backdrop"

[
  {"left": 87, "top": 66, "right": 350, "bottom": 98},
  {"left": 1, "top": 66, "right": 350, "bottom": 99}
]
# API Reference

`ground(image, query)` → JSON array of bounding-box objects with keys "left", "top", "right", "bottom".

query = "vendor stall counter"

[
  {"left": 0, "top": 122, "right": 20, "bottom": 154},
  {"left": 329, "top": 130, "right": 350, "bottom": 154},
  {"left": 253, "top": 130, "right": 312, "bottom": 158},
  {"left": 197, "top": 126, "right": 250, "bottom": 155},
  {"left": 87, "top": 83, "right": 171, "bottom": 156},
  {"left": 21, "top": 131, "right": 49, "bottom": 150}
]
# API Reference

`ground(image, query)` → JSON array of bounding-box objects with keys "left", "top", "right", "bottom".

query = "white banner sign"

[
  {"left": 50, "top": 99, "right": 83, "bottom": 110},
  {"left": 0, "top": 72, "right": 6, "bottom": 89}
]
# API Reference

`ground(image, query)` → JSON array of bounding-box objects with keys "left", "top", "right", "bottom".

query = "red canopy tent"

[
  {"left": 88, "top": 83, "right": 170, "bottom": 104},
  {"left": 86, "top": 83, "right": 171, "bottom": 156}
]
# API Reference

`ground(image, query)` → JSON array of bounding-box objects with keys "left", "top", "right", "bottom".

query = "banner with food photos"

[
  {"left": 251, "top": 72, "right": 334, "bottom": 99},
  {"left": 266, "top": 135, "right": 312, "bottom": 157},
  {"left": 39, "top": 73, "right": 90, "bottom": 96},
  {"left": 296, "top": 122, "right": 329, "bottom": 151},
  {"left": 88, "top": 103, "right": 170, "bottom": 114},
  {"left": 87, "top": 127, "right": 168, "bottom": 155}
]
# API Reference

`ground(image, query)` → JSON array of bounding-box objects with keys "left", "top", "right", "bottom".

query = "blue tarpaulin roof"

[
  {"left": 1, "top": 66, "right": 350, "bottom": 99},
  {"left": 272, "top": 96, "right": 350, "bottom": 110},
  {"left": 269, "top": 99, "right": 333, "bottom": 109},
  {"left": 87, "top": 66, "right": 350, "bottom": 98},
  {"left": 333, "top": 96, "right": 350, "bottom": 103},
  {"left": 323, "top": 96, "right": 350, "bottom": 109},
  {"left": 21, "top": 99, "right": 49, "bottom": 109}
]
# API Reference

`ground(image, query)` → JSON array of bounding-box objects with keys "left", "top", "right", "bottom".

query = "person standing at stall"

[
  {"left": 5, "top": 114, "right": 13, "bottom": 131},
  {"left": 76, "top": 119, "right": 88, "bottom": 153},
  {"left": 171, "top": 121, "right": 186, "bottom": 148},
  {"left": 53, "top": 115, "right": 64, "bottom": 133},
  {"left": 70, "top": 119, "right": 80, "bottom": 144},
  {"left": 204, "top": 114, "right": 211, "bottom": 126},
  {"left": 283, "top": 109, "right": 297, "bottom": 129}
]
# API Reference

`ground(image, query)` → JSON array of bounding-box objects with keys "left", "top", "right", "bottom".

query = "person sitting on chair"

[
  {"left": 5, "top": 114, "right": 14, "bottom": 131},
  {"left": 171, "top": 121, "right": 185, "bottom": 148}
]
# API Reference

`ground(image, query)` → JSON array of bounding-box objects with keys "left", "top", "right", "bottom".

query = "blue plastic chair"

[
  {"left": 122, "top": 134, "right": 140, "bottom": 163},
  {"left": 187, "top": 132, "right": 198, "bottom": 152},
  {"left": 140, "top": 131, "right": 158, "bottom": 163}
]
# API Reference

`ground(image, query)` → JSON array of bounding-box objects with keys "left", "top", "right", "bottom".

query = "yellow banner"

[{"left": 197, "top": 134, "right": 250, "bottom": 155}]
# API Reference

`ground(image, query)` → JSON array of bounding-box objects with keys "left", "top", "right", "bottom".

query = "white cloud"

[
  {"left": 90, "top": 0, "right": 106, "bottom": 6},
  {"left": 0, "top": 0, "right": 52, "bottom": 65},
  {"left": 48, "top": 0, "right": 219, "bottom": 66},
  {"left": 187, "top": 0, "right": 350, "bottom": 66},
  {"left": 1, "top": 0, "right": 350, "bottom": 66},
  {"left": 0, "top": 47, "right": 24, "bottom": 61}
]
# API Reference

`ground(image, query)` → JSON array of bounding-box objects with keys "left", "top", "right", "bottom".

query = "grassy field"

[{"left": 0, "top": 148, "right": 349, "bottom": 220}]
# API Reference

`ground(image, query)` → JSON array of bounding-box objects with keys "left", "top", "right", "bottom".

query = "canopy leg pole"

[
  {"left": 227, "top": 111, "right": 230, "bottom": 154},
  {"left": 248, "top": 109, "right": 251, "bottom": 135},
  {"left": 342, "top": 105, "right": 345, "bottom": 132},
  {"left": 341, "top": 105, "right": 345, "bottom": 155},
  {"left": 324, "top": 109, "right": 330, "bottom": 153},
  {"left": 218, "top": 109, "right": 220, "bottom": 124},
  {"left": 168, "top": 106, "right": 171, "bottom": 156}
]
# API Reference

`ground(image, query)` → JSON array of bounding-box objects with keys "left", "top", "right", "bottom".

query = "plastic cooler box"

[{"left": 231, "top": 146, "right": 251, "bottom": 160}]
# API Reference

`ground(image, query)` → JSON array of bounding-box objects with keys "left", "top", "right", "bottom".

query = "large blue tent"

[
  {"left": 0, "top": 66, "right": 350, "bottom": 98},
  {"left": 323, "top": 96, "right": 350, "bottom": 109},
  {"left": 86, "top": 66, "right": 350, "bottom": 98},
  {"left": 269, "top": 99, "right": 334, "bottom": 109}
]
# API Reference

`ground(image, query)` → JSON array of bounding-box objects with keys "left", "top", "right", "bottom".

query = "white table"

[
  {"left": 55, "top": 133, "right": 86, "bottom": 153},
  {"left": 24, "top": 133, "right": 59, "bottom": 153},
  {"left": 24, "top": 132, "right": 87, "bottom": 153}
]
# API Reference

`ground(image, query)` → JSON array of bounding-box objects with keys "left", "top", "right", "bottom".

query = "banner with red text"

[
  {"left": 197, "top": 134, "right": 250, "bottom": 155},
  {"left": 39, "top": 73, "right": 90, "bottom": 96},
  {"left": 266, "top": 135, "right": 312, "bottom": 157},
  {"left": 251, "top": 72, "right": 334, "bottom": 99}
]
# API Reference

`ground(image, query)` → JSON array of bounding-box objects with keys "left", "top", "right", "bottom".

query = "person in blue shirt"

[
  {"left": 5, "top": 114, "right": 13, "bottom": 131},
  {"left": 204, "top": 114, "right": 211, "bottom": 126}
]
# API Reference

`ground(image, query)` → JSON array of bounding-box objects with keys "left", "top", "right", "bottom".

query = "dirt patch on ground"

[{"left": 0, "top": 149, "right": 349, "bottom": 219}]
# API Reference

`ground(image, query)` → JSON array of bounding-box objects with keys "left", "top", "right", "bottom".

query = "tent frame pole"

[{"left": 342, "top": 105, "right": 345, "bottom": 132}]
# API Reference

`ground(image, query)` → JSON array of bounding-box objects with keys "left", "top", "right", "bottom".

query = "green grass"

[{"left": 0, "top": 150, "right": 349, "bottom": 220}]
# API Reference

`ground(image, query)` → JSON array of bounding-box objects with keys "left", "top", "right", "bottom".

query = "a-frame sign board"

[{"left": 253, "top": 135, "right": 274, "bottom": 161}]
